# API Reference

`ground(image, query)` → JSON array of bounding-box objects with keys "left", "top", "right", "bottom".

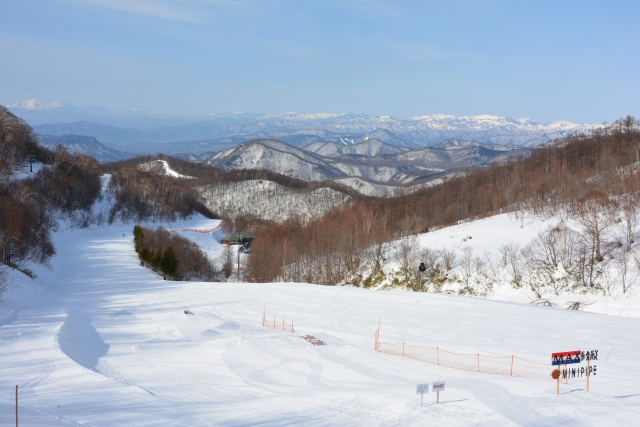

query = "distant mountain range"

[
  {"left": 189, "top": 138, "right": 530, "bottom": 186},
  {"left": 36, "top": 134, "right": 135, "bottom": 163},
  {"left": 10, "top": 99, "right": 581, "bottom": 192},
  {"left": 8, "top": 99, "right": 595, "bottom": 149}
]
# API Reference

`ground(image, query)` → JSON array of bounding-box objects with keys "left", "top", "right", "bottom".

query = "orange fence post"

[
  {"left": 510, "top": 355, "right": 514, "bottom": 376},
  {"left": 437, "top": 347, "right": 440, "bottom": 365},
  {"left": 477, "top": 354, "right": 480, "bottom": 372},
  {"left": 402, "top": 342, "right": 405, "bottom": 357}
]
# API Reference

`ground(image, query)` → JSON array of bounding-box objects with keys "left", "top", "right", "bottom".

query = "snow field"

[
  {"left": 1, "top": 216, "right": 639, "bottom": 425},
  {"left": 367, "top": 211, "right": 640, "bottom": 318}
]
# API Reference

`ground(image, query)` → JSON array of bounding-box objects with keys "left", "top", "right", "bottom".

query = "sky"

[{"left": 1, "top": 0, "right": 638, "bottom": 123}]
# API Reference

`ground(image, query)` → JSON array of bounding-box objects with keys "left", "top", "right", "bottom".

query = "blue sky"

[{"left": 1, "top": 0, "right": 638, "bottom": 123}]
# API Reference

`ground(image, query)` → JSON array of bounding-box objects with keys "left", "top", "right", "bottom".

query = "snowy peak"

[
  {"left": 7, "top": 98, "right": 65, "bottom": 110},
  {"left": 205, "top": 139, "right": 345, "bottom": 182}
]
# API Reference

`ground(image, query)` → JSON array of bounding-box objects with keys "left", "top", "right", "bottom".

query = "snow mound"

[{"left": 57, "top": 308, "right": 109, "bottom": 371}]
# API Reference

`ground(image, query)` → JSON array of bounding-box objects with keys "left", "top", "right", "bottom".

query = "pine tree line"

[{"left": 133, "top": 225, "right": 218, "bottom": 281}]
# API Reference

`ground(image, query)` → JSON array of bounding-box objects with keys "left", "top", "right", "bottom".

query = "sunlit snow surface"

[{"left": 0, "top": 216, "right": 639, "bottom": 426}]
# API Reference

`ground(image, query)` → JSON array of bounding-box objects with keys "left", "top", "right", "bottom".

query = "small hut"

[{"left": 221, "top": 231, "right": 255, "bottom": 246}]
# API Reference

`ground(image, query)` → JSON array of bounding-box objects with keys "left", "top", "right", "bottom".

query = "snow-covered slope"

[
  {"left": 304, "top": 139, "right": 406, "bottom": 157},
  {"left": 138, "top": 160, "right": 194, "bottom": 179},
  {"left": 200, "top": 179, "right": 351, "bottom": 222},
  {"left": 0, "top": 215, "right": 638, "bottom": 426},
  {"left": 330, "top": 162, "right": 417, "bottom": 184},
  {"left": 201, "top": 139, "right": 524, "bottom": 187},
  {"left": 205, "top": 140, "right": 345, "bottom": 182},
  {"left": 331, "top": 176, "right": 408, "bottom": 197},
  {"left": 359, "top": 209, "right": 640, "bottom": 319}
]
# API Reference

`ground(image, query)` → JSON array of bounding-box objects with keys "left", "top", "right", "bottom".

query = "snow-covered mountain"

[
  {"left": 15, "top": 101, "right": 595, "bottom": 148},
  {"left": 200, "top": 138, "right": 529, "bottom": 186},
  {"left": 205, "top": 139, "right": 345, "bottom": 182},
  {"left": 7, "top": 98, "right": 65, "bottom": 110},
  {"left": 304, "top": 138, "right": 407, "bottom": 157}
]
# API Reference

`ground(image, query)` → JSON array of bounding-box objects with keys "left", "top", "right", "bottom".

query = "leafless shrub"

[{"left": 439, "top": 247, "right": 457, "bottom": 271}]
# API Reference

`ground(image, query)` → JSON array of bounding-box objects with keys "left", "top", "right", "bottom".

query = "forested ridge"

[{"left": 247, "top": 116, "right": 640, "bottom": 288}]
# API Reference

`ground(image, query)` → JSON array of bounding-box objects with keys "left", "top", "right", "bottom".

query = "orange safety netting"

[
  {"left": 375, "top": 326, "right": 550, "bottom": 380},
  {"left": 169, "top": 224, "right": 221, "bottom": 234},
  {"left": 263, "top": 311, "right": 295, "bottom": 333}
]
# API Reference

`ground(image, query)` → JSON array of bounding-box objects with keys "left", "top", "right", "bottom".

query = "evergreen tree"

[
  {"left": 133, "top": 225, "right": 144, "bottom": 253},
  {"left": 139, "top": 247, "right": 151, "bottom": 265},
  {"left": 160, "top": 246, "right": 179, "bottom": 278},
  {"left": 152, "top": 250, "right": 163, "bottom": 269}
]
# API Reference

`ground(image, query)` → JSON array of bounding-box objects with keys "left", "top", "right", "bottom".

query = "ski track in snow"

[{"left": 0, "top": 215, "right": 639, "bottom": 425}]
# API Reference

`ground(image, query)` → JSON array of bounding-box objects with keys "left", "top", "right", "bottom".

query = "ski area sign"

[{"left": 551, "top": 350, "right": 581, "bottom": 366}]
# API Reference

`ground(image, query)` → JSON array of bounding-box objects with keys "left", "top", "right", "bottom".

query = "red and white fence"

[
  {"left": 263, "top": 310, "right": 295, "bottom": 333},
  {"left": 375, "top": 326, "right": 550, "bottom": 380},
  {"left": 169, "top": 224, "right": 221, "bottom": 234}
]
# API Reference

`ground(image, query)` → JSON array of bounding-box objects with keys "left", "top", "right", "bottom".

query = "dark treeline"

[
  {"left": 247, "top": 116, "right": 640, "bottom": 284},
  {"left": 0, "top": 106, "right": 103, "bottom": 282},
  {"left": 133, "top": 225, "right": 218, "bottom": 281}
]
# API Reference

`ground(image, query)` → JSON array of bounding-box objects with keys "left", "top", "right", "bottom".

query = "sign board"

[
  {"left": 416, "top": 384, "right": 429, "bottom": 394},
  {"left": 561, "top": 365, "right": 596, "bottom": 379},
  {"left": 580, "top": 350, "right": 598, "bottom": 362},
  {"left": 551, "top": 350, "right": 581, "bottom": 366},
  {"left": 432, "top": 381, "right": 445, "bottom": 392}
]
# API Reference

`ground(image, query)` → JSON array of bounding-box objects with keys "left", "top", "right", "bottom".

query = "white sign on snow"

[
  {"left": 433, "top": 381, "right": 445, "bottom": 392},
  {"left": 416, "top": 383, "right": 429, "bottom": 394}
]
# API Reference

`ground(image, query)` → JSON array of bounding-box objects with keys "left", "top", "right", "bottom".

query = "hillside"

[
  {"left": 199, "top": 179, "right": 352, "bottom": 223},
  {"left": 205, "top": 139, "right": 345, "bottom": 182},
  {"left": 200, "top": 138, "right": 525, "bottom": 186},
  {"left": 304, "top": 138, "right": 407, "bottom": 157}
]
